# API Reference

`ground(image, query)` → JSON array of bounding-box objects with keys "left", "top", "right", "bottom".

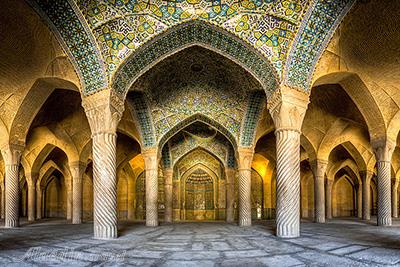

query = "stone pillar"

[
  {"left": 360, "top": 171, "right": 373, "bottom": 220},
  {"left": 268, "top": 86, "right": 309, "bottom": 238},
  {"left": 70, "top": 161, "right": 85, "bottom": 224},
  {"left": 82, "top": 90, "right": 124, "bottom": 239},
  {"left": 66, "top": 176, "right": 72, "bottom": 220},
  {"left": 1, "top": 144, "right": 23, "bottom": 228},
  {"left": 237, "top": 147, "right": 254, "bottom": 227},
  {"left": 142, "top": 148, "right": 159, "bottom": 227},
  {"left": 392, "top": 179, "right": 399, "bottom": 218},
  {"left": 310, "top": 159, "right": 328, "bottom": 223},
  {"left": 325, "top": 179, "right": 333, "bottom": 219},
  {"left": 357, "top": 184, "right": 363, "bottom": 218},
  {"left": 373, "top": 140, "right": 394, "bottom": 226},
  {"left": 164, "top": 168, "right": 173, "bottom": 223},
  {"left": 225, "top": 167, "right": 235, "bottom": 223},
  {"left": 26, "top": 172, "right": 38, "bottom": 222},
  {"left": 1, "top": 184, "right": 4, "bottom": 219},
  {"left": 127, "top": 174, "right": 135, "bottom": 220},
  {"left": 36, "top": 187, "right": 43, "bottom": 220}
]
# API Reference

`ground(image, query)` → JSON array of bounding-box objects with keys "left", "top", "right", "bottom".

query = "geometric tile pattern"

[
  {"left": 29, "top": 0, "right": 107, "bottom": 95},
  {"left": 127, "top": 92, "right": 156, "bottom": 147},
  {"left": 113, "top": 21, "right": 278, "bottom": 97},
  {"left": 284, "top": 0, "right": 355, "bottom": 90},
  {"left": 169, "top": 132, "right": 229, "bottom": 168},
  {"left": 240, "top": 91, "right": 265, "bottom": 147},
  {"left": 30, "top": 0, "right": 353, "bottom": 96},
  {"left": 162, "top": 145, "right": 172, "bottom": 168},
  {"left": 78, "top": 0, "right": 309, "bottom": 84}
]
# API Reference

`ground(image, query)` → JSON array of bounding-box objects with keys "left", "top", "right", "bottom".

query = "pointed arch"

[
  {"left": 158, "top": 114, "right": 238, "bottom": 154},
  {"left": 26, "top": 0, "right": 107, "bottom": 94},
  {"left": 173, "top": 147, "right": 225, "bottom": 170},
  {"left": 313, "top": 72, "right": 386, "bottom": 142},
  {"left": 112, "top": 21, "right": 278, "bottom": 98},
  {"left": 9, "top": 78, "right": 79, "bottom": 146}
]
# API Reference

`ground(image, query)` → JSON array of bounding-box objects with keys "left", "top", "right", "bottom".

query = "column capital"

[
  {"left": 310, "top": 159, "right": 328, "bottom": 178},
  {"left": 142, "top": 147, "right": 159, "bottom": 171},
  {"left": 237, "top": 147, "right": 254, "bottom": 170},
  {"left": 25, "top": 172, "right": 39, "bottom": 187},
  {"left": 372, "top": 138, "right": 395, "bottom": 162},
  {"left": 267, "top": 85, "right": 309, "bottom": 132},
  {"left": 82, "top": 89, "right": 124, "bottom": 136},
  {"left": 359, "top": 170, "right": 374, "bottom": 183},
  {"left": 1, "top": 144, "right": 24, "bottom": 166},
  {"left": 69, "top": 161, "right": 86, "bottom": 182}
]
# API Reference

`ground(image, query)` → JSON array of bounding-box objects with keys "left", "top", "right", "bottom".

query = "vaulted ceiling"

[{"left": 27, "top": 0, "right": 355, "bottom": 96}]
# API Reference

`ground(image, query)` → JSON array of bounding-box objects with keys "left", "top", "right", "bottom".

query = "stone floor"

[{"left": 0, "top": 218, "right": 399, "bottom": 266}]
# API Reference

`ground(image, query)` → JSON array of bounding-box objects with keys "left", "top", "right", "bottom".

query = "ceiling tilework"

[
  {"left": 284, "top": 0, "right": 355, "bottom": 90},
  {"left": 30, "top": 0, "right": 354, "bottom": 95}
]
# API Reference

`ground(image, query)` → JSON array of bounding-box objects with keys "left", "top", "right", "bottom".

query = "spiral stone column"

[
  {"left": 83, "top": 89, "right": 124, "bottom": 239},
  {"left": 26, "top": 172, "right": 38, "bottom": 222},
  {"left": 143, "top": 148, "right": 159, "bottom": 227},
  {"left": 36, "top": 187, "right": 43, "bottom": 220},
  {"left": 237, "top": 147, "right": 254, "bottom": 227},
  {"left": 357, "top": 184, "right": 363, "bottom": 218},
  {"left": 360, "top": 171, "right": 373, "bottom": 220},
  {"left": 325, "top": 179, "right": 333, "bottom": 219},
  {"left": 127, "top": 175, "right": 135, "bottom": 220},
  {"left": 373, "top": 140, "right": 394, "bottom": 226},
  {"left": 392, "top": 179, "right": 399, "bottom": 218},
  {"left": 163, "top": 168, "right": 173, "bottom": 223},
  {"left": 268, "top": 86, "right": 309, "bottom": 238},
  {"left": 310, "top": 159, "right": 328, "bottom": 223},
  {"left": 1, "top": 144, "right": 23, "bottom": 228},
  {"left": 225, "top": 167, "right": 235, "bottom": 223},
  {"left": 1, "top": 185, "right": 4, "bottom": 219},
  {"left": 70, "top": 161, "right": 85, "bottom": 224}
]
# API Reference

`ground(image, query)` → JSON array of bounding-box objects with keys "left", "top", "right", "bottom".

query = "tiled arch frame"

[
  {"left": 284, "top": 0, "right": 356, "bottom": 90},
  {"left": 112, "top": 20, "right": 279, "bottom": 98},
  {"left": 27, "top": 0, "right": 107, "bottom": 95},
  {"left": 158, "top": 114, "right": 238, "bottom": 157},
  {"left": 174, "top": 147, "right": 226, "bottom": 174}
]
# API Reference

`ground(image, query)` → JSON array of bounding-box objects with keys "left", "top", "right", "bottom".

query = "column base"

[
  {"left": 5, "top": 219, "right": 19, "bottom": 228},
  {"left": 277, "top": 226, "right": 300, "bottom": 238},
  {"left": 94, "top": 225, "right": 118, "bottom": 239},
  {"left": 72, "top": 219, "right": 82, "bottom": 224},
  {"left": 239, "top": 218, "right": 251, "bottom": 227},
  {"left": 28, "top": 218, "right": 35, "bottom": 222},
  {"left": 363, "top": 216, "right": 371, "bottom": 221},
  {"left": 164, "top": 216, "right": 172, "bottom": 223},
  {"left": 377, "top": 218, "right": 392, "bottom": 226},
  {"left": 146, "top": 220, "right": 158, "bottom": 227},
  {"left": 314, "top": 217, "right": 325, "bottom": 223}
]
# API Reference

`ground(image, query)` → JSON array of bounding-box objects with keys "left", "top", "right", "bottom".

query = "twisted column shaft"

[
  {"left": 36, "top": 188, "right": 42, "bottom": 220},
  {"left": 377, "top": 161, "right": 392, "bottom": 226},
  {"left": 393, "top": 181, "right": 399, "bottom": 218},
  {"left": 164, "top": 168, "right": 173, "bottom": 223},
  {"left": 325, "top": 180, "right": 333, "bottom": 219},
  {"left": 361, "top": 171, "right": 372, "bottom": 220},
  {"left": 4, "top": 164, "right": 20, "bottom": 227},
  {"left": 225, "top": 167, "right": 235, "bottom": 223},
  {"left": 143, "top": 149, "right": 159, "bottom": 227},
  {"left": 92, "top": 133, "right": 118, "bottom": 238},
  {"left": 238, "top": 147, "right": 254, "bottom": 227},
  {"left": 127, "top": 175, "right": 135, "bottom": 220},
  {"left": 28, "top": 184, "right": 36, "bottom": 222},
  {"left": 1, "top": 186, "right": 4, "bottom": 219},
  {"left": 357, "top": 185, "right": 363, "bottom": 218},
  {"left": 70, "top": 162, "right": 85, "bottom": 224},
  {"left": 311, "top": 160, "right": 327, "bottom": 223},
  {"left": 275, "top": 129, "right": 301, "bottom": 238},
  {"left": 1, "top": 145, "right": 23, "bottom": 228}
]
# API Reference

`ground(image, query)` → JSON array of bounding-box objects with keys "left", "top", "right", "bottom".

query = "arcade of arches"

[{"left": 0, "top": 0, "right": 400, "bottom": 262}]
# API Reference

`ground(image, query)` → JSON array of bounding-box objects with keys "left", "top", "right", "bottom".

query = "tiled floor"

[{"left": 0, "top": 218, "right": 399, "bottom": 266}]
